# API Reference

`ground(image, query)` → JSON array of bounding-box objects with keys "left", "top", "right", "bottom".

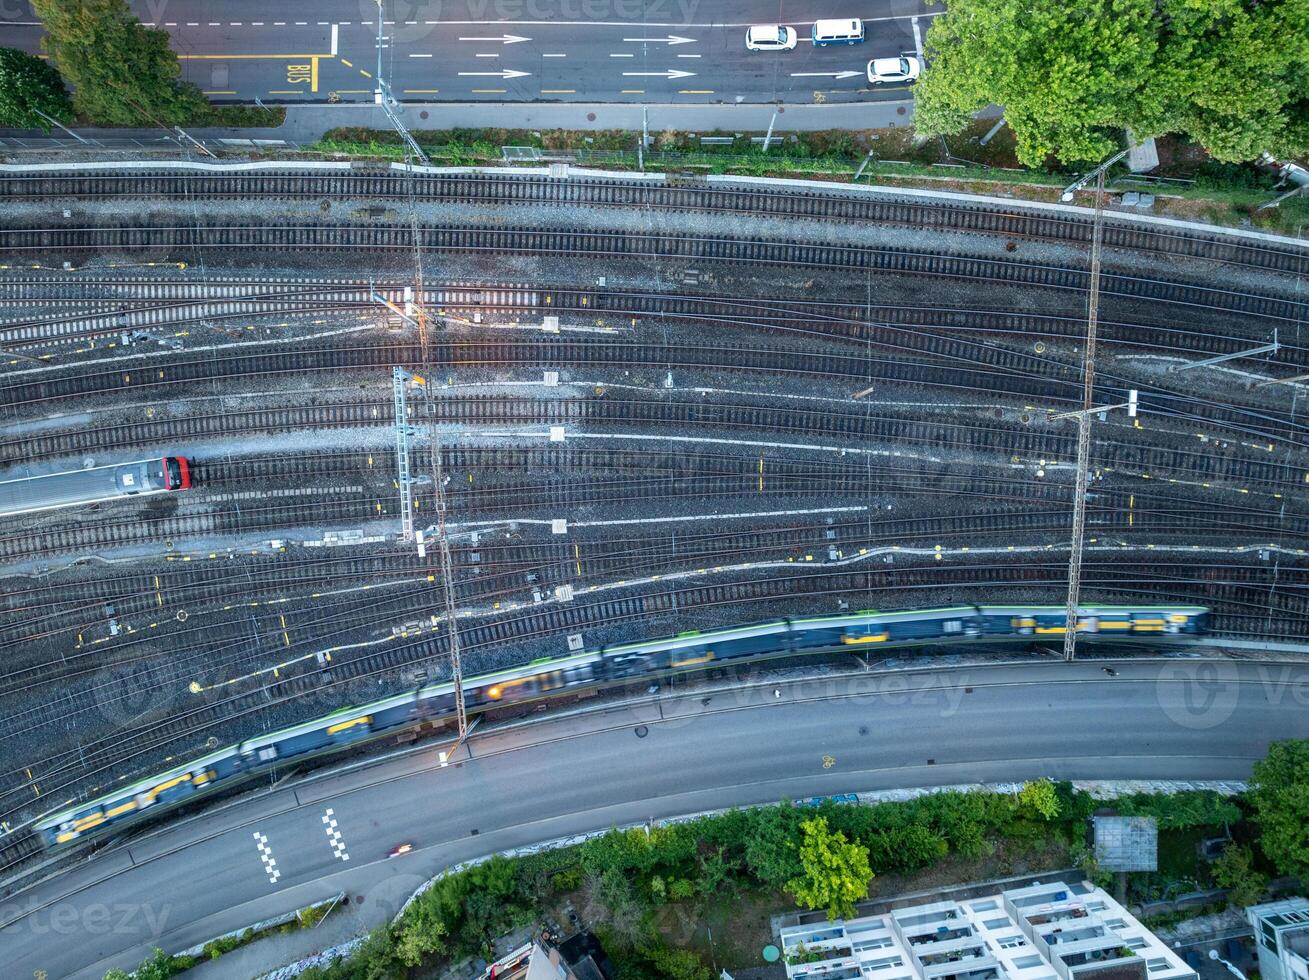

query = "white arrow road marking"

[
  {"left": 621, "top": 69, "right": 696, "bottom": 79},
  {"left": 322, "top": 808, "right": 350, "bottom": 862},
  {"left": 621, "top": 35, "right": 696, "bottom": 45},
  {"left": 457, "top": 69, "right": 531, "bottom": 78},
  {"left": 790, "top": 70, "right": 863, "bottom": 79},
  {"left": 458, "top": 34, "right": 531, "bottom": 44},
  {"left": 252, "top": 831, "right": 280, "bottom": 884}
]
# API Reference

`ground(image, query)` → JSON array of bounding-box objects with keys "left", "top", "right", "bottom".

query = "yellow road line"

[
  {"left": 203, "top": 90, "right": 236, "bottom": 95},
  {"left": 404, "top": 88, "right": 440, "bottom": 93},
  {"left": 679, "top": 89, "right": 714, "bottom": 94},
  {"left": 179, "top": 53, "right": 329, "bottom": 59},
  {"left": 333, "top": 89, "right": 372, "bottom": 93},
  {"left": 472, "top": 88, "right": 507, "bottom": 93},
  {"left": 621, "top": 89, "right": 644, "bottom": 93},
  {"left": 541, "top": 89, "right": 575, "bottom": 93},
  {"left": 358, "top": 69, "right": 372, "bottom": 78},
  {"left": 340, "top": 58, "right": 354, "bottom": 67}
]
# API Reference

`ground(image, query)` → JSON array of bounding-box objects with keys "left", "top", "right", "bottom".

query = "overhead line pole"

[
  {"left": 407, "top": 220, "right": 468, "bottom": 743},
  {"left": 369, "top": 0, "right": 464, "bottom": 740},
  {"left": 406, "top": 180, "right": 469, "bottom": 741},
  {"left": 374, "top": 0, "right": 429, "bottom": 165},
  {"left": 1063, "top": 168, "right": 1107, "bottom": 662}
]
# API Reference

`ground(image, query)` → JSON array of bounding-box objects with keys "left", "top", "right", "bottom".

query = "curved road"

[{"left": 4, "top": 658, "right": 1307, "bottom": 978}]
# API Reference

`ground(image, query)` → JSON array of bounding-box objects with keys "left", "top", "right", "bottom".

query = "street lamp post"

[{"left": 1209, "top": 949, "right": 1247, "bottom": 980}]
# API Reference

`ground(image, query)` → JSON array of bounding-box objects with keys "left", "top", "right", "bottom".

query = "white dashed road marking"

[
  {"left": 322, "top": 808, "right": 350, "bottom": 862},
  {"left": 252, "top": 831, "right": 280, "bottom": 883}
]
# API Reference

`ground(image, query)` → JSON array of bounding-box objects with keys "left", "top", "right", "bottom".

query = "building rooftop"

[
  {"left": 779, "top": 879, "right": 1195, "bottom": 980},
  {"left": 1092, "top": 817, "right": 1158, "bottom": 873}
]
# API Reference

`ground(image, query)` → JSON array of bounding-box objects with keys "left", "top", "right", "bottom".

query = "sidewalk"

[{"left": 0, "top": 99, "right": 921, "bottom": 152}]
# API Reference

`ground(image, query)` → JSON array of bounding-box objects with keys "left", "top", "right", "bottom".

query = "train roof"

[
  {"left": 979, "top": 604, "right": 1210, "bottom": 615},
  {"left": 239, "top": 688, "right": 421, "bottom": 750},
  {"left": 32, "top": 745, "right": 237, "bottom": 829}
]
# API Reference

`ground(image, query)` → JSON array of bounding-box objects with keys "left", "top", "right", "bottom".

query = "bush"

[
  {"left": 297, "top": 904, "right": 329, "bottom": 929},
  {"left": 266, "top": 786, "right": 1257, "bottom": 978},
  {"left": 201, "top": 103, "right": 286, "bottom": 128},
  {"left": 1018, "top": 780, "right": 1062, "bottom": 820},
  {"left": 1115, "top": 791, "right": 1242, "bottom": 831},
  {"left": 202, "top": 933, "right": 245, "bottom": 959},
  {"left": 1213, "top": 843, "right": 1269, "bottom": 908}
]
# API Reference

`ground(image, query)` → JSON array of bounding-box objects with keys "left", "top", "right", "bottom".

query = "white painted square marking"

[
  {"left": 252, "top": 831, "right": 281, "bottom": 883},
  {"left": 321, "top": 807, "right": 350, "bottom": 861}
]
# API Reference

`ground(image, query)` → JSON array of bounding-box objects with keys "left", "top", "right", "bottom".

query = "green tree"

[
  {"left": 0, "top": 47, "right": 73, "bottom": 129},
  {"left": 1018, "top": 779, "right": 1062, "bottom": 821},
  {"left": 32, "top": 0, "right": 208, "bottom": 126},
  {"left": 914, "top": 0, "right": 1157, "bottom": 165},
  {"left": 1212, "top": 843, "right": 1269, "bottom": 908},
  {"left": 786, "top": 816, "right": 874, "bottom": 920},
  {"left": 914, "top": 0, "right": 1309, "bottom": 165},
  {"left": 394, "top": 895, "right": 449, "bottom": 967},
  {"left": 1250, "top": 738, "right": 1309, "bottom": 877},
  {"left": 1130, "top": 0, "right": 1309, "bottom": 163}
]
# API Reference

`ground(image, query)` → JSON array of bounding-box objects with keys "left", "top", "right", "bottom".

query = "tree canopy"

[
  {"left": 786, "top": 816, "right": 874, "bottom": 920},
  {"left": 1212, "top": 843, "right": 1269, "bottom": 908},
  {"left": 1018, "top": 779, "right": 1062, "bottom": 820},
  {"left": 32, "top": 0, "right": 207, "bottom": 126},
  {"left": 1249, "top": 737, "right": 1309, "bottom": 877},
  {"left": 0, "top": 47, "right": 73, "bottom": 129},
  {"left": 914, "top": 0, "right": 1309, "bottom": 166}
]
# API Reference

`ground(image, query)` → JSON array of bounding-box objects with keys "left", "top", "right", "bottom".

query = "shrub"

[{"left": 1213, "top": 843, "right": 1269, "bottom": 908}]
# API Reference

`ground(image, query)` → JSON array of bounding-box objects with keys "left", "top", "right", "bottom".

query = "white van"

[{"left": 811, "top": 18, "right": 865, "bottom": 45}]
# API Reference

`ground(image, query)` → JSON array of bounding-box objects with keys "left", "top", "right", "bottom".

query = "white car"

[
  {"left": 867, "top": 56, "right": 922, "bottom": 83},
  {"left": 746, "top": 25, "right": 798, "bottom": 51}
]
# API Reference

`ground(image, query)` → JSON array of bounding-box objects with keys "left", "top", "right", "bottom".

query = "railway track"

[
  {"left": 0, "top": 282, "right": 539, "bottom": 349},
  {"left": 1, "top": 168, "right": 1305, "bottom": 275},
  {"left": 0, "top": 275, "right": 1293, "bottom": 361},
  {"left": 3, "top": 488, "right": 1281, "bottom": 660},
  {"left": 7, "top": 550, "right": 1307, "bottom": 833},
  {"left": 2, "top": 330, "right": 1301, "bottom": 463},
  {"left": 3, "top": 389, "right": 1300, "bottom": 497},
  {"left": 2, "top": 224, "right": 1306, "bottom": 329}
]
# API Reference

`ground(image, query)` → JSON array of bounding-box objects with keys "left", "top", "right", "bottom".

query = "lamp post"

[{"left": 1209, "top": 949, "right": 1247, "bottom": 980}]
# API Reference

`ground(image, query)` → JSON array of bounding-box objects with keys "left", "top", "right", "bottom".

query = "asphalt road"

[
  {"left": 0, "top": 0, "right": 942, "bottom": 104},
  {"left": 3, "top": 658, "right": 1307, "bottom": 979}
]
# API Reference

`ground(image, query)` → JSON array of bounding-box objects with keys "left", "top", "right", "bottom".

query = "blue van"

[{"left": 811, "top": 18, "right": 865, "bottom": 45}]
